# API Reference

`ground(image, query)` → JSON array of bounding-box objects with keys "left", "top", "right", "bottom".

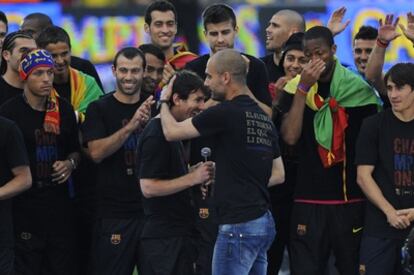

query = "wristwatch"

[
  {"left": 68, "top": 157, "right": 77, "bottom": 170},
  {"left": 157, "top": 99, "right": 170, "bottom": 110}
]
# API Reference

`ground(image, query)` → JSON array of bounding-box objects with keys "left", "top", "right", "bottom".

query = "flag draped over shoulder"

[
  {"left": 68, "top": 67, "right": 103, "bottom": 123},
  {"left": 284, "top": 58, "right": 381, "bottom": 167}
]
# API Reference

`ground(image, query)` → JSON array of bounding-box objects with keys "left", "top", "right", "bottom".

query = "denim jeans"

[{"left": 212, "top": 210, "right": 276, "bottom": 275}]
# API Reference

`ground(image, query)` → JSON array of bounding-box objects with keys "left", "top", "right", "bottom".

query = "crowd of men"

[{"left": 1, "top": 1, "right": 414, "bottom": 275}]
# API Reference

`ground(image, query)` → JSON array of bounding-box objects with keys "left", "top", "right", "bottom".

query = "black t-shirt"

[
  {"left": 71, "top": 56, "right": 103, "bottom": 90},
  {"left": 0, "top": 95, "right": 79, "bottom": 234},
  {"left": 53, "top": 81, "right": 71, "bottom": 103},
  {"left": 185, "top": 53, "right": 272, "bottom": 107},
  {"left": 82, "top": 93, "right": 145, "bottom": 219},
  {"left": 355, "top": 109, "right": 414, "bottom": 239},
  {"left": 0, "top": 76, "right": 23, "bottom": 107},
  {"left": 137, "top": 118, "right": 193, "bottom": 238},
  {"left": 260, "top": 54, "right": 285, "bottom": 83},
  {"left": 278, "top": 81, "right": 377, "bottom": 201},
  {"left": 192, "top": 95, "right": 280, "bottom": 224},
  {"left": 0, "top": 117, "right": 29, "bottom": 247}
]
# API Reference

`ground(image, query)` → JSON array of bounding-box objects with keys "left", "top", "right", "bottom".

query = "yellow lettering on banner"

[{"left": 353, "top": 9, "right": 414, "bottom": 62}]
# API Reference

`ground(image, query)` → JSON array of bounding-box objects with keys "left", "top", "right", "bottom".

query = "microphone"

[
  {"left": 201, "top": 147, "right": 211, "bottom": 162},
  {"left": 200, "top": 147, "right": 214, "bottom": 197}
]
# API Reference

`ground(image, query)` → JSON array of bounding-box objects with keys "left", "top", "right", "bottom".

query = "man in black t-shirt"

[
  {"left": 186, "top": 3, "right": 272, "bottom": 116},
  {"left": 0, "top": 49, "right": 81, "bottom": 275},
  {"left": 138, "top": 43, "right": 165, "bottom": 101},
  {"left": 0, "top": 31, "right": 36, "bottom": 107},
  {"left": 159, "top": 49, "right": 285, "bottom": 275},
  {"left": 0, "top": 116, "right": 31, "bottom": 275},
  {"left": 261, "top": 9, "right": 305, "bottom": 84},
  {"left": 278, "top": 26, "right": 379, "bottom": 275},
  {"left": 20, "top": 12, "right": 104, "bottom": 90},
  {"left": 137, "top": 70, "right": 213, "bottom": 275},
  {"left": 82, "top": 47, "right": 153, "bottom": 275},
  {"left": 356, "top": 63, "right": 414, "bottom": 275}
]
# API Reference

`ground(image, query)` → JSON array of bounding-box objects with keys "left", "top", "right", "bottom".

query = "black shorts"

[
  {"left": 0, "top": 246, "right": 13, "bottom": 275},
  {"left": 359, "top": 235, "right": 404, "bottom": 275},
  {"left": 289, "top": 202, "right": 364, "bottom": 275},
  {"left": 139, "top": 236, "right": 197, "bottom": 275},
  {"left": 14, "top": 231, "right": 77, "bottom": 275},
  {"left": 92, "top": 217, "right": 144, "bottom": 275}
]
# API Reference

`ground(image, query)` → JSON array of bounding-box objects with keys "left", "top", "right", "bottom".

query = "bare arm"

[
  {"left": 0, "top": 166, "right": 32, "bottom": 200},
  {"left": 357, "top": 165, "right": 410, "bottom": 229},
  {"left": 140, "top": 161, "right": 214, "bottom": 198},
  {"left": 365, "top": 14, "right": 400, "bottom": 95},
  {"left": 88, "top": 97, "right": 154, "bottom": 163},
  {"left": 281, "top": 59, "right": 326, "bottom": 145},
  {"left": 268, "top": 156, "right": 285, "bottom": 187}
]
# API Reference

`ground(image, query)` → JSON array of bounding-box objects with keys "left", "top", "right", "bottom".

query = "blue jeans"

[{"left": 212, "top": 210, "right": 276, "bottom": 275}]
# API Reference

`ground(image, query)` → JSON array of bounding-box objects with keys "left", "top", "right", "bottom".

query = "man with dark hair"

[
  {"left": 0, "top": 31, "right": 36, "bottom": 106},
  {"left": 20, "top": 13, "right": 103, "bottom": 89},
  {"left": 186, "top": 3, "right": 272, "bottom": 115},
  {"left": 82, "top": 47, "right": 153, "bottom": 275},
  {"left": 0, "top": 116, "right": 32, "bottom": 275},
  {"left": 356, "top": 62, "right": 414, "bottom": 275},
  {"left": 0, "top": 49, "right": 81, "bottom": 275},
  {"left": 159, "top": 49, "right": 285, "bottom": 275},
  {"left": 0, "top": 11, "right": 8, "bottom": 53},
  {"left": 353, "top": 26, "right": 378, "bottom": 77},
  {"left": 144, "top": 0, "right": 197, "bottom": 88},
  {"left": 137, "top": 69, "right": 213, "bottom": 275},
  {"left": 138, "top": 43, "right": 165, "bottom": 100},
  {"left": 261, "top": 9, "right": 306, "bottom": 83},
  {"left": 37, "top": 26, "right": 103, "bottom": 123},
  {"left": 278, "top": 26, "right": 379, "bottom": 274}
]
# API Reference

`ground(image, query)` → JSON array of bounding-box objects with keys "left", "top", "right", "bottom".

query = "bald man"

[
  {"left": 260, "top": 10, "right": 305, "bottom": 274},
  {"left": 261, "top": 10, "right": 306, "bottom": 83},
  {"left": 159, "top": 49, "right": 285, "bottom": 275}
]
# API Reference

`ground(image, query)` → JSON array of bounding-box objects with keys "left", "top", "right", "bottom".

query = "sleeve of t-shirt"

[
  {"left": 277, "top": 91, "right": 294, "bottom": 114},
  {"left": 271, "top": 127, "right": 281, "bottom": 159},
  {"left": 192, "top": 103, "right": 229, "bottom": 137},
  {"left": 249, "top": 58, "right": 272, "bottom": 107},
  {"left": 355, "top": 115, "right": 379, "bottom": 165},
  {"left": 6, "top": 122, "right": 29, "bottom": 169},
  {"left": 138, "top": 135, "right": 171, "bottom": 179},
  {"left": 82, "top": 101, "right": 106, "bottom": 143}
]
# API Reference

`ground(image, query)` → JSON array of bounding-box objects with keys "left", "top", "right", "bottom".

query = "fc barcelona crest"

[
  {"left": 110, "top": 234, "right": 121, "bottom": 245},
  {"left": 199, "top": 208, "right": 209, "bottom": 219}
]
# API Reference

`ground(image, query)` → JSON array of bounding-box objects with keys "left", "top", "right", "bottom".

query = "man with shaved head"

[
  {"left": 260, "top": 10, "right": 305, "bottom": 274},
  {"left": 261, "top": 10, "right": 306, "bottom": 83},
  {"left": 159, "top": 49, "right": 285, "bottom": 274}
]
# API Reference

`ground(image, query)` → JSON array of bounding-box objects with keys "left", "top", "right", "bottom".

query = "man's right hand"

[
  {"left": 298, "top": 59, "right": 326, "bottom": 88},
  {"left": 378, "top": 14, "right": 400, "bottom": 44},
  {"left": 386, "top": 208, "right": 411, "bottom": 229}
]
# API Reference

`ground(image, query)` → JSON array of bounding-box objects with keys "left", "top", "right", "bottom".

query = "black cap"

[{"left": 279, "top": 32, "right": 305, "bottom": 68}]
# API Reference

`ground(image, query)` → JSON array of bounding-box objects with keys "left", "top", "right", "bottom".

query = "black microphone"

[{"left": 200, "top": 147, "right": 214, "bottom": 197}]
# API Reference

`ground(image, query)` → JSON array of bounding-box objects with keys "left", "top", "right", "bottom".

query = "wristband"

[
  {"left": 376, "top": 38, "right": 389, "bottom": 48},
  {"left": 297, "top": 83, "right": 310, "bottom": 93}
]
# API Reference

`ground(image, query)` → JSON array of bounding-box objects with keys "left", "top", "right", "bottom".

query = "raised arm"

[
  {"left": 365, "top": 14, "right": 400, "bottom": 94},
  {"left": 281, "top": 59, "right": 325, "bottom": 145},
  {"left": 327, "top": 6, "right": 350, "bottom": 36},
  {"left": 88, "top": 96, "right": 154, "bottom": 163}
]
